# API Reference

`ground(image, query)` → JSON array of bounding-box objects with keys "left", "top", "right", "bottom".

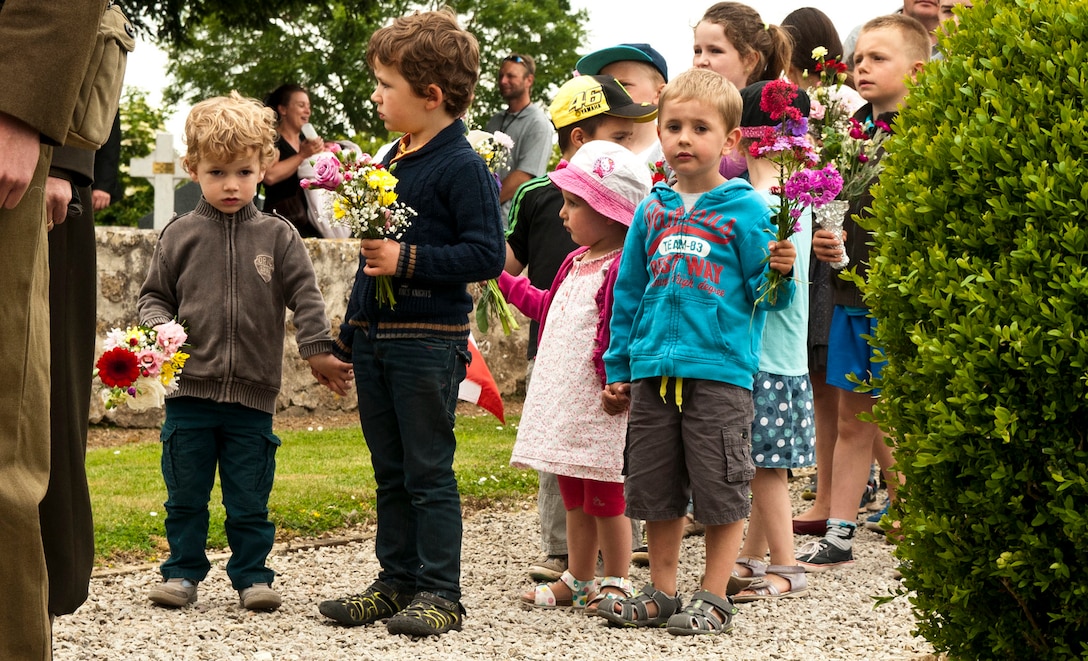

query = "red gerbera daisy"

[{"left": 96, "top": 346, "right": 140, "bottom": 388}]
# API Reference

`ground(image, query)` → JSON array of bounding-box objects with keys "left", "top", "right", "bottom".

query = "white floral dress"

[{"left": 510, "top": 250, "right": 627, "bottom": 482}]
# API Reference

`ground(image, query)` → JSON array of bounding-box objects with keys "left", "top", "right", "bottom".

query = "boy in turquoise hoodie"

[{"left": 599, "top": 68, "right": 796, "bottom": 636}]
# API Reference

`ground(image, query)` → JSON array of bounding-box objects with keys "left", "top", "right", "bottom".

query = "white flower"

[
  {"left": 126, "top": 377, "right": 166, "bottom": 411},
  {"left": 811, "top": 46, "right": 828, "bottom": 59}
]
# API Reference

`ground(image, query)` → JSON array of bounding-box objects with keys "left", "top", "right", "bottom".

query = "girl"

[
  {"left": 500, "top": 141, "right": 651, "bottom": 614},
  {"left": 694, "top": 2, "right": 793, "bottom": 179}
]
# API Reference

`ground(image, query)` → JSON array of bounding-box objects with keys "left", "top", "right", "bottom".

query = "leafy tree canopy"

[{"left": 153, "top": 0, "right": 588, "bottom": 141}]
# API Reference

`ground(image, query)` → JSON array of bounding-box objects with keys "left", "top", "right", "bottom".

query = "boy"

[
  {"left": 316, "top": 10, "right": 506, "bottom": 636},
  {"left": 576, "top": 43, "right": 668, "bottom": 163},
  {"left": 138, "top": 92, "right": 354, "bottom": 612},
  {"left": 598, "top": 68, "right": 797, "bottom": 635},
  {"left": 798, "top": 14, "right": 930, "bottom": 570},
  {"left": 506, "top": 73, "right": 657, "bottom": 584}
]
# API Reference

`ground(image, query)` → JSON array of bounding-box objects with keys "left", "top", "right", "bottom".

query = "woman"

[{"left": 262, "top": 84, "right": 324, "bottom": 237}]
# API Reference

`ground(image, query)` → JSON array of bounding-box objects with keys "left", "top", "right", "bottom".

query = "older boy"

[
  {"left": 576, "top": 43, "right": 668, "bottom": 163},
  {"left": 506, "top": 74, "right": 657, "bottom": 583},
  {"left": 317, "top": 10, "right": 506, "bottom": 636},
  {"left": 599, "top": 68, "right": 796, "bottom": 635},
  {"left": 798, "top": 14, "right": 930, "bottom": 571},
  {"left": 139, "top": 93, "right": 353, "bottom": 612}
]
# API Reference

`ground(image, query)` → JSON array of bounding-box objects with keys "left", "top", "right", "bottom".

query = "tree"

[
  {"left": 864, "top": 1, "right": 1088, "bottom": 657},
  {"left": 95, "top": 88, "right": 171, "bottom": 227},
  {"left": 158, "top": 0, "right": 587, "bottom": 140}
]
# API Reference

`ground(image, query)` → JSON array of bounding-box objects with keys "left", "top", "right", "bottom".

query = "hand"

[
  {"left": 360, "top": 238, "right": 401, "bottom": 277},
  {"left": 92, "top": 189, "right": 112, "bottom": 211},
  {"left": 0, "top": 112, "right": 42, "bottom": 209},
  {"left": 298, "top": 136, "right": 325, "bottom": 159},
  {"left": 601, "top": 382, "right": 631, "bottom": 415},
  {"left": 767, "top": 239, "right": 797, "bottom": 275},
  {"left": 812, "top": 228, "right": 846, "bottom": 263},
  {"left": 45, "top": 176, "right": 71, "bottom": 231},
  {"left": 307, "top": 353, "right": 354, "bottom": 396}
]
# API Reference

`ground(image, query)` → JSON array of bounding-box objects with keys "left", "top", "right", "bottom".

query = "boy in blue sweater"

[
  {"left": 599, "top": 68, "right": 796, "bottom": 635},
  {"left": 316, "top": 9, "right": 505, "bottom": 637}
]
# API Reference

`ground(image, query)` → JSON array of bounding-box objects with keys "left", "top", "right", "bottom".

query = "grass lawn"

[{"left": 87, "top": 413, "right": 532, "bottom": 567}]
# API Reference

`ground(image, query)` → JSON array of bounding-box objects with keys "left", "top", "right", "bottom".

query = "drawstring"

[{"left": 658, "top": 376, "right": 684, "bottom": 411}]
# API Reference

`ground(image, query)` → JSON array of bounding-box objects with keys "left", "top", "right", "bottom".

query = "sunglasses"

[{"left": 503, "top": 54, "right": 534, "bottom": 75}]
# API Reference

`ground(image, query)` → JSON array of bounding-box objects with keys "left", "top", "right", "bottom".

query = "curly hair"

[
  {"left": 366, "top": 8, "right": 479, "bottom": 118},
  {"left": 182, "top": 91, "right": 277, "bottom": 172},
  {"left": 700, "top": 2, "right": 793, "bottom": 86},
  {"left": 658, "top": 68, "right": 742, "bottom": 132}
]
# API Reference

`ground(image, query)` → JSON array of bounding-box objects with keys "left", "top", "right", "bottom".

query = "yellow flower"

[
  {"left": 333, "top": 198, "right": 345, "bottom": 219},
  {"left": 811, "top": 46, "right": 828, "bottom": 59},
  {"left": 379, "top": 190, "right": 397, "bottom": 206}
]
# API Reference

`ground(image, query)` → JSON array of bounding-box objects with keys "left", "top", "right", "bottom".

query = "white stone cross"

[{"left": 129, "top": 132, "right": 189, "bottom": 231}]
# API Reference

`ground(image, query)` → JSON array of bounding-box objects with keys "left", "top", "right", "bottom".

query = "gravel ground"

[{"left": 53, "top": 473, "right": 933, "bottom": 661}]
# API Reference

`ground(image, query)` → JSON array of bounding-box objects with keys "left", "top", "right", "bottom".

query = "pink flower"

[
  {"left": 154, "top": 321, "right": 187, "bottom": 354},
  {"left": 309, "top": 154, "right": 345, "bottom": 191},
  {"left": 136, "top": 349, "right": 164, "bottom": 376}
]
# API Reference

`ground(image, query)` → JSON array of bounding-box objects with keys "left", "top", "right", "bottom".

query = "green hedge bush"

[{"left": 864, "top": 1, "right": 1088, "bottom": 658}]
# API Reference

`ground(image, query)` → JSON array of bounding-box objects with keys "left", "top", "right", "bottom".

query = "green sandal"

[
  {"left": 597, "top": 583, "right": 682, "bottom": 628},
  {"left": 666, "top": 590, "right": 738, "bottom": 636}
]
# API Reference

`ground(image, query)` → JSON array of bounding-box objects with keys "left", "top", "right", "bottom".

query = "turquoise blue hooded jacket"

[{"left": 604, "top": 179, "right": 795, "bottom": 390}]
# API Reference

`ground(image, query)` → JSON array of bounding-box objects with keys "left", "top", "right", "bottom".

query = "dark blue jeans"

[
  {"left": 159, "top": 397, "right": 279, "bottom": 590},
  {"left": 353, "top": 334, "right": 468, "bottom": 603}
]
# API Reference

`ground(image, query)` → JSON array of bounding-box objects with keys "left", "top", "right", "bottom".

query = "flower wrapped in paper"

[
  {"left": 301, "top": 146, "right": 416, "bottom": 307},
  {"left": 95, "top": 320, "right": 189, "bottom": 410}
]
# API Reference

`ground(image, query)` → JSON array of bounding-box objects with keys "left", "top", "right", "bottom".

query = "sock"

[{"left": 825, "top": 518, "right": 857, "bottom": 550}]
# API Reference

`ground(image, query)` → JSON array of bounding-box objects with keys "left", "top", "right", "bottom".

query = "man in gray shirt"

[{"left": 485, "top": 53, "right": 554, "bottom": 220}]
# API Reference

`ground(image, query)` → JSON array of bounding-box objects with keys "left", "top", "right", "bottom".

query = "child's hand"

[
  {"left": 768, "top": 239, "right": 797, "bottom": 275},
  {"left": 812, "top": 228, "right": 846, "bottom": 263},
  {"left": 601, "top": 382, "right": 631, "bottom": 415},
  {"left": 307, "top": 353, "right": 354, "bottom": 396},
  {"left": 360, "top": 238, "right": 401, "bottom": 276}
]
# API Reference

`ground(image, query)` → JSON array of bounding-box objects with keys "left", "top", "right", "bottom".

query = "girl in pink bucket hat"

[{"left": 498, "top": 140, "right": 651, "bottom": 614}]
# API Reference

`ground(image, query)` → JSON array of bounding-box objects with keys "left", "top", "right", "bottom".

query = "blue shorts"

[{"left": 826, "top": 306, "right": 885, "bottom": 394}]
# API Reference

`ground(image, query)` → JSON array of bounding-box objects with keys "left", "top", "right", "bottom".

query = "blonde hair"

[
  {"left": 183, "top": 91, "right": 277, "bottom": 171},
  {"left": 658, "top": 68, "right": 742, "bottom": 131},
  {"left": 861, "top": 14, "right": 932, "bottom": 64},
  {"left": 700, "top": 2, "right": 793, "bottom": 85},
  {"left": 366, "top": 8, "right": 479, "bottom": 118}
]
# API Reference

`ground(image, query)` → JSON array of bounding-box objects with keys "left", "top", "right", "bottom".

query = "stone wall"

[{"left": 94, "top": 227, "right": 529, "bottom": 426}]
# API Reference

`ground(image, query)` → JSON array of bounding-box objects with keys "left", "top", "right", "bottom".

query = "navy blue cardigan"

[{"left": 333, "top": 119, "right": 506, "bottom": 358}]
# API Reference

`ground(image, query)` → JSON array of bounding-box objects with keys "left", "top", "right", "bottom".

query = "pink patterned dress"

[{"left": 510, "top": 250, "right": 628, "bottom": 482}]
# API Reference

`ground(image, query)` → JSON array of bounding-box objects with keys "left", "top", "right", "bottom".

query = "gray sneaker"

[
  {"left": 239, "top": 582, "right": 282, "bottom": 611},
  {"left": 149, "top": 578, "right": 198, "bottom": 608},
  {"left": 528, "top": 555, "right": 568, "bottom": 582}
]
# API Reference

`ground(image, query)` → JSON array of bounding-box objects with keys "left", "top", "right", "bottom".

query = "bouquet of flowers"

[
  {"left": 95, "top": 320, "right": 189, "bottom": 411},
  {"left": 648, "top": 159, "right": 671, "bottom": 185},
  {"left": 747, "top": 79, "right": 843, "bottom": 305},
  {"left": 302, "top": 145, "right": 416, "bottom": 308},
  {"left": 467, "top": 129, "right": 520, "bottom": 335}
]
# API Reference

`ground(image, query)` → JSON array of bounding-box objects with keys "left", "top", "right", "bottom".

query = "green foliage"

[
  {"left": 87, "top": 414, "right": 530, "bottom": 565},
  {"left": 94, "top": 88, "right": 171, "bottom": 227},
  {"left": 863, "top": 1, "right": 1088, "bottom": 658},
  {"left": 159, "top": 0, "right": 586, "bottom": 140}
]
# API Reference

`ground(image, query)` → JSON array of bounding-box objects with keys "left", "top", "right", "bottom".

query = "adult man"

[
  {"left": 844, "top": 0, "right": 941, "bottom": 64},
  {"left": 0, "top": 2, "right": 105, "bottom": 658},
  {"left": 484, "top": 54, "right": 554, "bottom": 219}
]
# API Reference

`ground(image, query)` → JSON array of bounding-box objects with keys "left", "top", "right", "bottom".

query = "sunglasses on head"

[{"left": 503, "top": 54, "right": 534, "bottom": 75}]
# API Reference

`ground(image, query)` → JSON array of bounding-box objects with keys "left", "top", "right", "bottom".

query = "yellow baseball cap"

[{"left": 548, "top": 75, "right": 658, "bottom": 129}]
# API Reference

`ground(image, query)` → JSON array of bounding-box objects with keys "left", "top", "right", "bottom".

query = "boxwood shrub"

[{"left": 863, "top": 1, "right": 1088, "bottom": 658}]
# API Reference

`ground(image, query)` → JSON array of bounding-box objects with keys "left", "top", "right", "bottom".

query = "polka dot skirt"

[{"left": 750, "top": 371, "right": 815, "bottom": 469}]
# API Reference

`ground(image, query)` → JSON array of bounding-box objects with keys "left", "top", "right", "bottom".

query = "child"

[
  {"left": 505, "top": 74, "right": 658, "bottom": 584},
  {"left": 501, "top": 140, "right": 651, "bottom": 613},
  {"left": 694, "top": 2, "right": 793, "bottom": 179},
  {"left": 730, "top": 80, "right": 814, "bottom": 602},
  {"left": 797, "top": 13, "right": 930, "bottom": 570},
  {"left": 576, "top": 43, "right": 668, "bottom": 163},
  {"left": 599, "top": 68, "right": 797, "bottom": 635},
  {"left": 138, "top": 92, "right": 354, "bottom": 612},
  {"left": 316, "top": 9, "right": 506, "bottom": 636}
]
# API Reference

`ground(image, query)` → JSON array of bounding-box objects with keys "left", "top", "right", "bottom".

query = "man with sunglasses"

[{"left": 485, "top": 53, "right": 554, "bottom": 221}]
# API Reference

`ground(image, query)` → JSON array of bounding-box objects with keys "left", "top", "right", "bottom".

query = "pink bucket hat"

[{"left": 547, "top": 140, "right": 652, "bottom": 226}]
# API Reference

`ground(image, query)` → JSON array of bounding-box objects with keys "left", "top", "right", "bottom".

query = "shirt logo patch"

[{"left": 254, "top": 255, "right": 274, "bottom": 283}]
